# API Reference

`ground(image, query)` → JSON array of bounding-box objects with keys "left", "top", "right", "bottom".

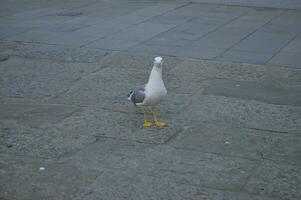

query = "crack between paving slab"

[
  {"left": 266, "top": 31, "right": 301, "bottom": 65},
  {"left": 168, "top": 145, "right": 260, "bottom": 163},
  {"left": 49, "top": 54, "right": 114, "bottom": 101},
  {"left": 241, "top": 159, "right": 263, "bottom": 191},
  {"left": 215, "top": 9, "right": 285, "bottom": 60}
]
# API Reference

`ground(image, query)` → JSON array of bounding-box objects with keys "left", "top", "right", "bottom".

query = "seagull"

[{"left": 127, "top": 56, "right": 167, "bottom": 128}]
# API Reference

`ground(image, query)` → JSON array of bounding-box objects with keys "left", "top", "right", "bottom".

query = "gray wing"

[{"left": 128, "top": 85, "right": 145, "bottom": 105}]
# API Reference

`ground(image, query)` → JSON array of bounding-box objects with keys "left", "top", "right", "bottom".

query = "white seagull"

[{"left": 127, "top": 56, "right": 167, "bottom": 128}]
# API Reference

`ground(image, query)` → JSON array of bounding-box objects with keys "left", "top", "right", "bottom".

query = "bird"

[{"left": 127, "top": 56, "right": 167, "bottom": 128}]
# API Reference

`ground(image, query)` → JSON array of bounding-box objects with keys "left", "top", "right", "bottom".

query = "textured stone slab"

[
  {"left": 67, "top": 138, "right": 257, "bottom": 190},
  {"left": 0, "top": 103, "right": 78, "bottom": 127},
  {"left": 80, "top": 169, "right": 275, "bottom": 200},
  {"left": 56, "top": 107, "right": 181, "bottom": 144},
  {"left": 217, "top": 50, "right": 272, "bottom": 64},
  {"left": 0, "top": 121, "right": 96, "bottom": 158},
  {"left": 0, "top": 58, "right": 104, "bottom": 98},
  {"left": 169, "top": 59, "right": 292, "bottom": 82},
  {"left": 86, "top": 38, "right": 140, "bottom": 51},
  {"left": 246, "top": 161, "right": 301, "bottom": 200},
  {"left": 4, "top": 30, "right": 59, "bottom": 43},
  {"left": 7, "top": 42, "right": 109, "bottom": 63},
  {"left": 0, "top": 154, "right": 97, "bottom": 200},
  {"left": 170, "top": 122, "right": 301, "bottom": 165},
  {"left": 268, "top": 51, "right": 301, "bottom": 69},
  {"left": 181, "top": 95, "right": 301, "bottom": 133},
  {"left": 204, "top": 79, "right": 301, "bottom": 106},
  {"left": 111, "top": 23, "right": 175, "bottom": 41}
]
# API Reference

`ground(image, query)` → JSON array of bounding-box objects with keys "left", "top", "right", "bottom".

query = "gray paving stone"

[
  {"left": 217, "top": 49, "right": 272, "bottom": 64},
  {"left": 246, "top": 161, "right": 301, "bottom": 200},
  {"left": 132, "top": 2, "right": 188, "bottom": 17},
  {"left": 127, "top": 43, "right": 178, "bottom": 56},
  {"left": 231, "top": 31, "right": 297, "bottom": 54},
  {"left": 181, "top": 95, "right": 301, "bottom": 133},
  {"left": 80, "top": 169, "right": 275, "bottom": 200},
  {"left": 174, "top": 46, "right": 226, "bottom": 59},
  {"left": 169, "top": 59, "right": 292, "bottom": 82},
  {"left": 71, "top": 25, "right": 117, "bottom": 37},
  {"left": 0, "top": 123, "right": 96, "bottom": 158},
  {"left": 0, "top": 154, "right": 97, "bottom": 200},
  {"left": 268, "top": 51, "right": 301, "bottom": 69},
  {"left": 191, "top": 0, "right": 301, "bottom": 10},
  {"left": 86, "top": 38, "right": 140, "bottom": 50},
  {"left": 0, "top": 57, "right": 104, "bottom": 98},
  {"left": 0, "top": 25, "right": 30, "bottom": 39},
  {"left": 204, "top": 79, "right": 301, "bottom": 106},
  {"left": 170, "top": 122, "right": 301, "bottom": 165},
  {"left": 110, "top": 23, "right": 175, "bottom": 41},
  {"left": 66, "top": 138, "right": 258, "bottom": 191},
  {"left": 0, "top": 103, "right": 78, "bottom": 127},
  {"left": 4, "top": 30, "right": 59, "bottom": 43},
  {"left": 56, "top": 107, "right": 181, "bottom": 144},
  {"left": 146, "top": 13, "right": 194, "bottom": 25},
  {"left": 45, "top": 32, "right": 101, "bottom": 46},
  {"left": 6, "top": 42, "right": 109, "bottom": 63},
  {"left": 282, "top": 34, "right": 301, "bottom": 53}
]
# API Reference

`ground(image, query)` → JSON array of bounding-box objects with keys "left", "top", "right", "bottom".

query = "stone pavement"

[{"left": 0, "top": 0, "right": 301, "bottom": 200}]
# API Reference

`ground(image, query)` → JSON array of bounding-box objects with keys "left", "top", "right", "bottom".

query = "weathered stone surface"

[
  {"left": 5, "top": 42, "right": 110, "bottom": 63},
  {"left": 170, "top": 122, "right": 301, "bottom": 165},
  {"left": 181, "top": 95, "right": 301, "bottom": 133},
  {"left": 0, "top": 103, "right": 78, "bottom": 127},
  {"left": 0, "top": 57, "right": 104, "bottom": 98},
  {"left": 169, "top": 59, "right": 292, "bottom": 82},
  {"left": 0, "top": 154, "right": 98, "bottom": 200},
  {"left": 246, "top": 161, "right": 301, "bottom": 200},
  {"left": 66, "top": 138, "right": 258, "bottom": 191},
  {"left": 0, "top": 122, "right": 96, "bottom": 158},
  {"left": 79, "top": 169, "right": 275, "bottom": 200},
  {"left": 204, "top": 79, "right": 301, "bottom": 106},
  {"left": 56, "top": 107, "right": 181, "bottom": 144}
]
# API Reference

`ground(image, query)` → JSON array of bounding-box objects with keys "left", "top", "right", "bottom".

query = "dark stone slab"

[
  {"left": 204, "top": 79, "right": 301, "bottom": 106},
  {"left": 181, "top": 95, "right": 301, "bottom": 133},
  {"left": 246, "top": 161, "right": 301, "bottom": 200},
  {"left": 81, "top": 169, "right": 275, "bottom": 200},
  {"left": 56, "top": 107, "right": 181, "bottom": 144},
  {"left": 0, "top": 154, "right": 98, "bottom": 200},
  {"left": 169, "top": 59, "right": 291, "bottom": 82},
  {"left": 0, "top": 57, "right": 104, "bottom": 98},
  {"left": 7, "top": 42, "right": 109, "bottom": 63},
  {"left": 170, "top": 122, "right": 301, "bottom": 165},
  {"left": 0, "top": 103, "right": 78, "bottom": 127},
  {"left": 66, "top": 138, "right": 257, "bottom": 191}
]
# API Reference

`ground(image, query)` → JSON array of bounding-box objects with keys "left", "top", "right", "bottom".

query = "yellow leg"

[
  {"left": 152, "top": 107, "right": 165, "bottom": 128},
  {"left": 143, "top": 108, "right": 152, "bottom": 128}
]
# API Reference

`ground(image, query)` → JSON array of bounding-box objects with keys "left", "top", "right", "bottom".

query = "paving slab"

[
  {"left": 55, "top": 107, "right": 181, "bottom": 144},
  {"left": 0, "top": 123, "right": 96, "bottom": 158},
  {"left": 0, "top": 154, "right": 98, "bottom": 200},
  {"left": 2, "top": 41, "right": 109, "bottom": 63},
  {"left": 181, "top": 94, "right": 301, "bottom": 133},
  {"left": 66, "top": 138, "right": 258, "bottom": 191},
  {"left": 110, "top": 23, "right": 176, "bottom": 41},
  {"left": 0, "top": 57, "right": 105, "bottom": 98},
  {"left": 0, "top": 103, "right": 78, "bottom": 127},
  {"left": 204, "top": 79, "right": 301, "bottom": 106},
  {"left": 246, "top": 161, "right": 301, "bottom": 200},
  {"left": 170, "top": 122, "right": 301, "bottom": 165},
  {"left": 80, "top": 169, "right": 275, "bottom": 200}
]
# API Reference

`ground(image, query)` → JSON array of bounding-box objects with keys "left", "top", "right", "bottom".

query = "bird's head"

[{"left": 154, "top": 56, "right": 163, "bottom": 68}]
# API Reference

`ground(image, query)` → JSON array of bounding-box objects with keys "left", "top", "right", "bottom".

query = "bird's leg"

[
  {"left": 152, "top": 106, "right": 165, "bottom": 127},
  {"left": 143, "top": 108, "right": 152, "bottom": 127}
]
